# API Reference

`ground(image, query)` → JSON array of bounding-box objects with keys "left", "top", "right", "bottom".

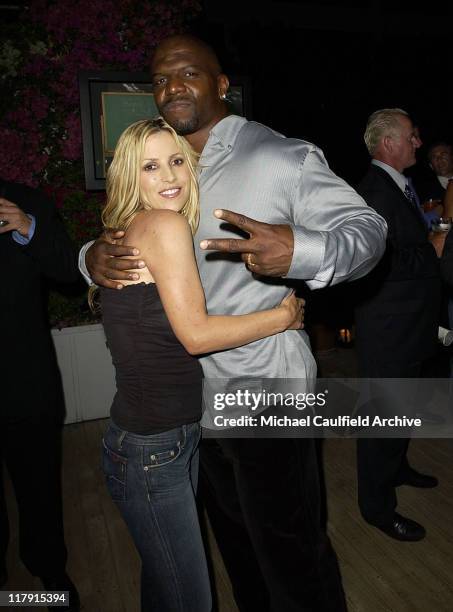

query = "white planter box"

[{"left": 51, "top": 323, "right": 116, "bottom": 424}]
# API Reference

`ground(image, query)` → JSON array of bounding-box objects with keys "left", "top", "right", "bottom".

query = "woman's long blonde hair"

[
  {"left": 89, "top": 118, "right": 199, "bottom": 311},
  {"left": 102, "top": 117, "right": 199, "bottom": 234}
]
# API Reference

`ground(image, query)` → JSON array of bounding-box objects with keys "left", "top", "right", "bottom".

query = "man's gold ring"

[{"left": 247, "top": 253, "right": 256, "bottom": 267}]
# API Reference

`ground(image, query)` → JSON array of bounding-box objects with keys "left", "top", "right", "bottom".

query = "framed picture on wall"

[
  {"left": 100, "top": 91, "right": 157, "bottom": 155},
  {"left": 79, "top": 71, "right": 157, "bottom": 190},
  {"left": 79, "top": 71, "right": 252, "bottom": 190}
]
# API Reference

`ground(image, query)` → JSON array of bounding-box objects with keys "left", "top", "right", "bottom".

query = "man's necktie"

[
  {"left": 404, "top": 180, "right": 428, "bottom": 226},
  {"left": 404, "top": 181, "right": 418, "bottom": 207}
]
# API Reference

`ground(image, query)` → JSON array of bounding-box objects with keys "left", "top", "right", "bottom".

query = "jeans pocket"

[
  {"left": 102, "top": 438, "right": 128, "bottom": 501},
  {"left": 144, "top": 439, "right": 183, "bottom": 470}
]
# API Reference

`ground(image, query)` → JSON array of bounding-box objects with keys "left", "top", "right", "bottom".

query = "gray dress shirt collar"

[
  {"left": 207, "top": 115, "right": 248, "bottom": 150},
  {"left": 199, "top": 115, "right": 248, "bottom": 168}
]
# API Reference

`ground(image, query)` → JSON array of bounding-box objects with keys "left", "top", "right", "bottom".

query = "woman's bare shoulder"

[{"left": 127, "top": 209, "right": 191, "bottom": 245}]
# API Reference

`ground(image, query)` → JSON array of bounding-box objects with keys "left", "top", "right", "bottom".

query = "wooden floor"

[{"left": 4, "top": 420, "right": 453, "bottom": 611}]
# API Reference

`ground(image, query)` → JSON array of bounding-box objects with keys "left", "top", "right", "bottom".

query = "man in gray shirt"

[{"left": 82, "top": 35, "right": 387, "bottom": 611}]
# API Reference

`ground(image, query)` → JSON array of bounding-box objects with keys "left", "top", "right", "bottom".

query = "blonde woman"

[{"left": 99, "top": 118, "right": 304, "bottom": 612}]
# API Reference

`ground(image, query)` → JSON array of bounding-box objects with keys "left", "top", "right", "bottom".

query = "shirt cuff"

[
  {"left": 12, "top": 214, "right": 36, "bottom": 245},
  {"left": 79, "top": 240, "right": 95, "bottom": 286},
  {"left": 287, "top": 225, "right": 326, "bottom": 279}
]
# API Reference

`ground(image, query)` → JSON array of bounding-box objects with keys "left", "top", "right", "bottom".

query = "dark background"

[
  {"left": 189, "top": 0, "right": 452, "bottom": 187},
  {"left": 2, "top": 0, "right": 450, "bottom": 333},
  {"left": 1, "top": 0, "right": 451, "bottom": 187},
  {"left": 186, "top": 0, "right": 453, "bottom": 337}
]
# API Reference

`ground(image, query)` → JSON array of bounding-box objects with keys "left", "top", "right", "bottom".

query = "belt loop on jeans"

[{"left": 117, "top": 429, "right": 127, "bottom": 450}]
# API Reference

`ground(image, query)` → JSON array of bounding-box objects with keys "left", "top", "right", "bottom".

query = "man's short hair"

[
  {"left": 427, "top": 141, "right": 452, "bottom": 161},
  {"left": 364, "top": 108, "right": 409, "bottom": 156}
]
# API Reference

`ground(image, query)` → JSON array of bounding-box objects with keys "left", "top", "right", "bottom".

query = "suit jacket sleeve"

[{"left": 5, "top": 182, "right": 80, "bottom": 284}]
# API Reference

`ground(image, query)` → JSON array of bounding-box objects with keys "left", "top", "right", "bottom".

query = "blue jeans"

[{"left": 102, "top": 421, "right": 211, "bottom": 612}]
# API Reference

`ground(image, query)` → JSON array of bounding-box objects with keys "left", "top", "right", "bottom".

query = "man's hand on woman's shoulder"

[{"left": 86, "top": 229, "right": 145, "bottom": 289}]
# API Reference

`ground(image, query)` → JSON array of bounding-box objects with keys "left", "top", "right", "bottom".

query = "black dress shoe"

[
  {"left": 40, "top": 572, "right": 80, "bottom": 611},
  {"left": 372, "top": 513, "right": 426, "bottom": 542},
  {"left": 396, "top": 468, "right": 438, "bottom": 488}
]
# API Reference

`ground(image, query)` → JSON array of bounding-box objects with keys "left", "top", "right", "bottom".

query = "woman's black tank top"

[{"left": 100, "top": 283, "right": 202, "bottom": 434}]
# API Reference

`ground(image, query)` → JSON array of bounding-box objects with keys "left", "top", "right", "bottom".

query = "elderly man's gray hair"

[{"left": 364, "top": 108, "right": 409, "bottom": 156}]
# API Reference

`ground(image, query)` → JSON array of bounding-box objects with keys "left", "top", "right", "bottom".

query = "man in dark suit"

[
  {"left": 354, "top": 109, "right": 441, "bottom": 542},
  {"left": 0, "top": 181, "right": 80, "bottom": 609},
  {"left": 415, "top": 142, "right": 453, "bottom": 206}
]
